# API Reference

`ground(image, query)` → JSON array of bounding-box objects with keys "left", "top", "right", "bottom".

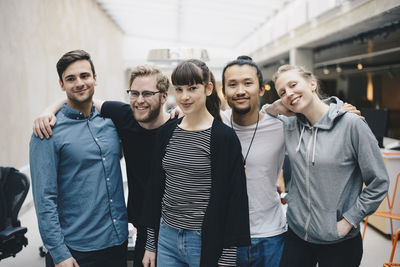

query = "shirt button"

[
  {"left": 110, "top": 199, "right": 113, "bottom": 202},
  {"left": 106, "top": 178, "right": 110, "bottom": 182},
  {"left": 95, "top": 138, "right": 99, "bottom": 141},
  {"left": 113, "top": 219, "right": 116, "bottom": 223},
  {"left": 102, "top": 157, "right": 106, "bottom": 161},
  {"left": 76, "top": 117, "right": 79, "bottom": 120}
]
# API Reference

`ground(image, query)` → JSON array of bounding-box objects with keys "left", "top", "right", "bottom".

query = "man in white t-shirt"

[{"left": 221, "top": 56, "right": 286, "bottom": 267}]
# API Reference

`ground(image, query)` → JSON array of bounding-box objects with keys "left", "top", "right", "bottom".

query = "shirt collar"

[{"left": 61, "top": 103, "right": 97, "bottom": 120}]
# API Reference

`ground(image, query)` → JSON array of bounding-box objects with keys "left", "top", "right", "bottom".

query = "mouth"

[
  {"left": 180, "top": 103, "right": 192, "bottom": 109},
  {"left": 232, "top": 96, "right": 250, "bottom": 104},
  {"left": 290, "top": 96, "right": 301, "bottom": 106},
  {"left": 135, "top": 106, "right": 149, "bottom": 111},
  {"left": 74, "top": 88, "right": 88, "bottom": 94}
]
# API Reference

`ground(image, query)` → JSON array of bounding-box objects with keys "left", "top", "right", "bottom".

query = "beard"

[
  {"left": 232, "top": 105, "right": 251, "bottom": 115},
  {"left": 132, "top": 102, "right": 162, "bottom": 123}
]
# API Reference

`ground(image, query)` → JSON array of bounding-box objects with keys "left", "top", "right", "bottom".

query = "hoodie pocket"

[{"left": 308, "top": 208, "right": 340, "bottom": 242}]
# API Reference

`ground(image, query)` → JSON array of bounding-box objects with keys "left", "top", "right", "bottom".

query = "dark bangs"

[{"left": 171, "top": 61, "right": 204, "bottom": 86}]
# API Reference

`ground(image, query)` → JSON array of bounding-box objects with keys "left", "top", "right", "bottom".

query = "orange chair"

[
  {"left": 383, "top": 228, "right": 400, "bottom": 267},
  {"left": 363, "top": 172, "right": 400, "bottom": 245}
]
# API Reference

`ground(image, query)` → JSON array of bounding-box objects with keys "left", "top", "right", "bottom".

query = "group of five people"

[{"left": 30, "top": 50, "right": 389, "bottom": 267}]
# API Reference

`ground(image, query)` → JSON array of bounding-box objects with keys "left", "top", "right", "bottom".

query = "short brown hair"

[
  {"left": 129, "top": 65, "right": 170, "bottom": 93},
  {"left": 56, "top": 50, "right": 95, "bottom": 82}
]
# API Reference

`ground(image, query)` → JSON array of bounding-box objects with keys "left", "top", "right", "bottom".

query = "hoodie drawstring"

[
  {"left": 312, "top": 128, "right": 318, "bottom": 166},
  {"left": 296, "top": 126, "right": 305, "bottom": 152}
]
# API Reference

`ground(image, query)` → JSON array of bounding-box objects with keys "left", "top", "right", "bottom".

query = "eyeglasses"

[{"left": 126, "top": 90, "right": 161, "bottom": 99}]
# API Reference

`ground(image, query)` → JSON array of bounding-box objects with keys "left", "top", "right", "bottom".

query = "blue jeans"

[
  {"left": 157, "top": 219, "right": 202, "bottom": 267},
  {"left": 237, "top": 233, "right": 285, "bottom": 267}
]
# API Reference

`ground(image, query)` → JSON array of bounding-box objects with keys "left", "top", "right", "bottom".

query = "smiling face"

[
  {"left": 275, "top": 69, "right": 318, "bottom": 113},
  {"left": 223, "top": 65, "right": 264, "bottom": 115},
  {"left": 129, "top": 74, "right": 166, "bottom": 123},
  {"left": 59, "top": 60, "right": 96, "bottom": 109},
  {"left": 174, "top": 82, "right": 212, "bottom": 115}
]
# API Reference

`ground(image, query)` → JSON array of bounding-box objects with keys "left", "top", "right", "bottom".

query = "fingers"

[
  {"left": 33, "top": 119, "right": 43, "bottom": 139},
  {"left": 33, "top": 114, "right": 57, "bottom": 139}
]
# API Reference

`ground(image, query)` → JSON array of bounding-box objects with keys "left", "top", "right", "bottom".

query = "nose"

[
  {"left": 236, "top": 84, "right": 246, "bottom": 95},
  {"left": 286, "top": 88, "right": 294, "bottom": 97},
  {"left": 75, "top": 77, "right": 84, "bottom": 87},
  {"left": 136, "top": 93, "right": 145, "bottom": 103},
  {"left": 182, "top": 90, "right": 190, "bottom": 100}
]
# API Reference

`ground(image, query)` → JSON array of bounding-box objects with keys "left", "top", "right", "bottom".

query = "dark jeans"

[
  {"left": 133, "top": 226, "right": 146, "bottom": 267},
  {"left": 279, "top": 228, "right": 363, "bottom": 267},
  {"left": 237, "top": 233, "right": 285, "bottom": 267},
  {"left": 45, "top": 240, "right": 127, "bottom": 267}
]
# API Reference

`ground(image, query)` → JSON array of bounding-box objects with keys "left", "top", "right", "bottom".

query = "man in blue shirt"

[{"left": 30, "top": 50, "right": 128, "bottom": 267}]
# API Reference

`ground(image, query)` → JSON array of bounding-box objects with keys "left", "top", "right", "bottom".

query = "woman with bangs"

[{"left": 142, "top": 59, "right": 250, "bottom": 267}]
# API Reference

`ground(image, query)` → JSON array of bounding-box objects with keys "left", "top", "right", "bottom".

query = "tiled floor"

[{"left": 1, "top": 203, "right": 398, "bottom": 267}]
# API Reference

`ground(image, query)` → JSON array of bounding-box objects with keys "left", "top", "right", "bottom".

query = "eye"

[
  {"left": 130, "top": 91, "right": 140, "bottom": 97},
  {"left": 142, "top": 91, "right": 153, "bottom": 97},
  {"left": 289, "top": 82, "right": 297, "bottom": 88},
  {"left": 175, "top": 87, "right": 182, "bottom": 92},
  {"left": 65, "top": 76, "right": 75, "bottom": 82},
  {"left": 245, "top": 81, "right": 253, "bottom": 86},
  {"left": 279, "top": 90, "right": 286, "bottom": 97},
  {"left": 81, "top": 73, "right": 90, "bottom": 79},
  {"left": 189, "top": 86, "right": 197, "bottom": 91},
  {"left": 228, "top": 83, "right": 236, "bottom": 87}
]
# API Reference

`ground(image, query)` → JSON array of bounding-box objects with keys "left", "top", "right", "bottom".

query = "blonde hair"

[
  {"left": 129, "top": 65, "right": 170, "bottom": 93},
  {"left": 273, "top": 64, "right": 322, "bottom": 98}
]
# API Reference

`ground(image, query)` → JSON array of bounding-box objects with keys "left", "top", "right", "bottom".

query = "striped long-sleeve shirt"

[{"left": 146, "top": 126, "right": 236, "bottom": 266}]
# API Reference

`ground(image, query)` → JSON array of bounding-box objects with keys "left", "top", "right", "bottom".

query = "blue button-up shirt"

[{"left": 30, "top": 104, "right": 128, "bottom": 264}]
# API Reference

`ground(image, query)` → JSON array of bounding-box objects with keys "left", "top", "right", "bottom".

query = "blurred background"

[{"left": 1, "top": 0, "right": 399, "bottom": 266}]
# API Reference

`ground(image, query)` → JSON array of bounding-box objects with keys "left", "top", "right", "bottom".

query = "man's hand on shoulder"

[
  {"left": 33, "top": 112, "right": 57, "bottom": 139},
  {"left": 169, "top": 106, "right": 185, "bottom": 119},
  {"left": 342, "top": 102, "right": 363, "bottom": 119},
  {"left": 55, "top": 257, "right": 79, "bottom": 267}
]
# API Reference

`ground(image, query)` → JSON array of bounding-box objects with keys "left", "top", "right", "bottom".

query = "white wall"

[{"left": 0, "top": 0, "right": 125, "bottom": 168}]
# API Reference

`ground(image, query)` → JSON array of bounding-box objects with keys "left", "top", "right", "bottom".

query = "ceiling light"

[
  {"left": 336, "top": 65, "right": 342, "bottom": 73},
  {"left": 264, "top": 84, "right": 271, "bottom": 91},
  {"left": 357, "top": 63, "right": 363, "bottom": 70},
  {"left": 323, "top": 67, "right": 329, "bottom": 75}
]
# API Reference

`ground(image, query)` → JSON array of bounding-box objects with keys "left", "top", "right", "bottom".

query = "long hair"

[{"left": 171, "top": 59, "right": 221, "bottom": 121}]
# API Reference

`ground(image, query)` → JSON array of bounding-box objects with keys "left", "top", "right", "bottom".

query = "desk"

[{"left": 367, "top": 150, "right": 400, "bottom": 235}]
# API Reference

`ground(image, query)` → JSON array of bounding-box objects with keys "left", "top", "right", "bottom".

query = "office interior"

[{"left": 1, "top": 0, "right": 400, "bottom": 266}]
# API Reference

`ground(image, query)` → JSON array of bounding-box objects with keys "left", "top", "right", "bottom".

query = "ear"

[
  {"left": 160, "top": 91, "right": 168, "bottom": 104},
  {"left": 259, "top": 84, "right": 265, "bottom": 97},
  {"left": 206, "top": 82, "right": 213, "bottom": 96},
  {"left": 310, "top": 79, "right": 317, "bottom": 92},
  {"left": 93, "top": 74, "right": 97, "bottom": 86},
  {"left": 59, "top": 79, "right": 65, "bottom": 91}
]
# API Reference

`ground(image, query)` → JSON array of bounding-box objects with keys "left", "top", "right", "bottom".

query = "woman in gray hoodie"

[{"left": 267, "top": 65, "right": 389, "bottom": 267}]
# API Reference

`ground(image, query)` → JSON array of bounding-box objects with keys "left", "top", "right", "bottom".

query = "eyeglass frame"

[{"left": 126, "top": 89, "right": 162, "bottom": 99}]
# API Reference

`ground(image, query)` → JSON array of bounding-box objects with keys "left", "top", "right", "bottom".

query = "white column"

[{"left": 289, "top": 48, "right": 313, "bottom": 72}]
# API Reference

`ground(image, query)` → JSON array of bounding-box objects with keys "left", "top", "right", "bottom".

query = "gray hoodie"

[{"left": 278, "top": 97, "right": 389, "bottom": 244}]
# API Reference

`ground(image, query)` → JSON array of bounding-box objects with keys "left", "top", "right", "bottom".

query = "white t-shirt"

[{"left": 221, "top": 109, "right": 287, "bottom": 238}]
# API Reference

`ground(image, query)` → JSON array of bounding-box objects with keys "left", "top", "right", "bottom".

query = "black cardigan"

[{"left": 142, "top": 118, "right": 250, "bottom": 266}]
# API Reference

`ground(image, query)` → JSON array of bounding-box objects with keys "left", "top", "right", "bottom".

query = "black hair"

[
  {"left": 221, "top": 55, "right": 263, "bottom": 93},
  {"left": 171, "top": 59, "right": 221, "bottom": 121},
  {"left": 56, "top": 50, "right": 95, "bottom": 82}
]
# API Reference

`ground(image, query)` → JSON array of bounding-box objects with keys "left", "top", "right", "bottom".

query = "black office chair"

[{"left": 0, "top": 167, "right": 29, "bottom": 260}]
